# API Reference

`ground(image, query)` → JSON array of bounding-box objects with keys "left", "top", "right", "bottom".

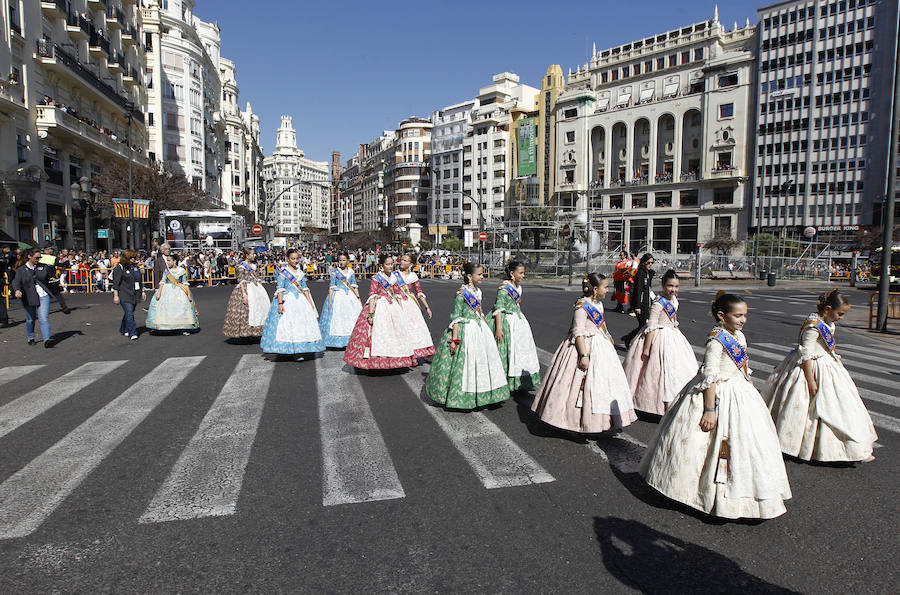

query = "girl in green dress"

[
  {"left": 489, "top": 260, "right": 541, "bottom": 391},
  {"left": 425, "top": 262, "right": 510, "bottom": 410}
]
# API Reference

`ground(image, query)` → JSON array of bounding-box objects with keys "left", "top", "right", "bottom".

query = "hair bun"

[{"left": 715, "top": 290, "right": 727, "bottom": 300}]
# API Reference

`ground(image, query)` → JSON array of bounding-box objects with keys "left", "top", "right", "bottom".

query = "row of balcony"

[
  {"left": 36, "top": 106, "right": 149, "bottom": 170},
  {"left": 558, "top": 168, "right": 741, "bottom": 192},
  {"left": 36, "top": 40, "right": 144, "bottom": 124}
]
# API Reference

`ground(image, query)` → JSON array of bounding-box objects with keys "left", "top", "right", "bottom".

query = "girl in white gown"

[
  {"left": 640, "top": 292, "right": 791, "bottom": 519},
  {"left": 318, "top": 252, "right": 362, "bottom": 348},
  {"left": 762, "top": 290, "right": 877, "bottom": 462},
  {"left": 260, "top": 249, "right": 325, "bottom": 358}
]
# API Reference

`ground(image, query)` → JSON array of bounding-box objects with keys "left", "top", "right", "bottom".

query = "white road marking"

[
  {"left": 0, "top": 365, "right": 44, "bottom": 387},
  {"left": 0, "top": 357, "right": 204, "bottom": 539},
  {"left": 869, "top": 412, "right": 900, "bottom": 434},
  {"left": 832, "top": 343, "right": 900, "bottom": 357},
  {"left": 536, "top": 347, "right": 554, "bottom": 367},
  {"left": 834, "top": 344, "right": 900, "bottom": 365},
  {"left": 139, "top": 354, "right": 275, "bottom": 523},
  {"left": 316, "top": 352, "right": 404, "bottom": 506},
  {"left": 757, "top": 343, "right": 900, "bottom": 378},
  {"left": 761, "top": 310, "right": 785, "bottom": 315},
  {"left": 0, "top": 361, "right": 127, "bottom": 440},
  {"left": 402, "top": 372, "right": 554, "bottom": 489}
]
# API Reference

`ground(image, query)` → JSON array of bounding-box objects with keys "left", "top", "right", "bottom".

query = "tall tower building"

[{"left": 538, "top": 65, "right": 565, "bottom": 205}]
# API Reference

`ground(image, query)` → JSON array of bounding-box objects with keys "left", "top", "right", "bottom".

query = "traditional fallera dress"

[
  {"left": 260, "top": 265, "right": 325, "bottom": 355},
  {"left": 343, "top": 272, "right": 418, "bottom": 370},
  {"left": 222, "top": 261, "right": 270, "bottom": 338},
  {"left": 146, "top": 266, "right": 200, "bottom": 331},
  {"left": 488, "top": 281, "right": 541, "bottom": 391},
  {"left": 762, "top": 314, "right": 877, "bottom": 462},
  {"left": 640, "top": 327, "right": 792, "bottom": 519},
  {"left": 425, "top": 285, "right": 510, "bottom": 409},
  {"left": 393, "top": 269, "right": 436, "bottom": 358},
  {"left": 532, "top": 298, "right": 636, "bottom": 432},
  {"left": 318, "top": 266, "right": 362, "bottom": 348},
  {"left": 623, "top": 296, "right": 699, "bottom": 415}
]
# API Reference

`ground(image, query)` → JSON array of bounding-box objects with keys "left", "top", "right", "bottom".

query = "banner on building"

[
  {"left": 132, "top": 199, "right": 150, "bottom": 219},
  {"left": 517, "top": 118, "right": 537, "bottom": 177},
  {"left": 112, "top": 198, "right": 130, "bottom": 218}
]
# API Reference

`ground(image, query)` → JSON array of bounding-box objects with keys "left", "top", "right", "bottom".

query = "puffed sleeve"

[
  {"left": 365, "top": 278, "right": 381, "bottom": 304},
  {"left": 274, "top": 272, "right": 287, "bottom": 295},
  {"left": 448, "top": 293, "right": 469, "bottom": 327},
  {"left": 797, "top": 324, "right": 821, "bottom": 362},
  {"left": 492, "top": 285, "right": 512, "bottom": 315},
  {"left": 413, "top": 280, "right": 424, "bottom": 298},
  {"left": 697, "top": 338, "right": 725, "bottom": 390},
  {"left": 569, "top": 305, "right": 589, "bottom": 339},
  {"left": 329, "top": 271, "right": 339, "bottom": 289},
  {"left": 642, "top": 300, "right": 666, "bottom": 334}
]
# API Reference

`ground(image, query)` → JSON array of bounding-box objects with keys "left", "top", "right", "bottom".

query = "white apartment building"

[
  {"left": 430, "top": 100, "right": 475, "bottom": 236},
  {"left": 338, "top": 152, "right": 359, "bottom": 235},
  {"left": 391, "top": 116, "right": 431, "bottom": 242},
  {"left": 359, "top": 131, "right": 396, "bottom": 232},
  {"left": 753, "top": 0, "right": 899, "bottom": 246},
  {"left": 143, "top": 0, "right": 224, "bottom": 203},
  {"left": 557, "top": 14, "right": 756, "bottom": 256},
  {"left": 262, "top": 116, "right": 329, "bottom": 239},
  {"left": 462, "top": 73, "right": 539, "bottom": 233},
  {"left": 219, "top": 57, "right": 262, "bottom": 219},
  {"left": 1, "top": 0, "right": 149, "bottom": 249}
]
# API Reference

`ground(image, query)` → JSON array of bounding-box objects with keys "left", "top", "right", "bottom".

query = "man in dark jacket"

[
  {"left": 11, "top": 249, "right": 55, "bottom": 347},
  {"left": 621, "top": 253, "right": 656, "bottom": 349},
  {"left": 0, "top": 252, "right": 9, "bottom": 327}
]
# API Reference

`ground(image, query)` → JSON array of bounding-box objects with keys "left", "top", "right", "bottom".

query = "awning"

[
  {"left": 616, "top": 94, "right": 630, "bottom": 107},
  {"left": 639, "top": 88, "right": 654, "bottom": 103},
  {"left": 595, "top": 97, "right": 610, "bottom": 111},
  {"left": 662, "top": 83, "right": 679, "bottom": 98},
  {"left": 0, "top": 229, "right": 17, "bottom": 246}
]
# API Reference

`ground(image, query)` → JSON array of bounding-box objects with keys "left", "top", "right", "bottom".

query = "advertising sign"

[{"left": 517, "top": 118, "right": 537, "bottom": 177}]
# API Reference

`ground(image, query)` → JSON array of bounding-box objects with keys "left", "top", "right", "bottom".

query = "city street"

[{"left": 0, "top": 280, "right": 897, "bottom": 593}]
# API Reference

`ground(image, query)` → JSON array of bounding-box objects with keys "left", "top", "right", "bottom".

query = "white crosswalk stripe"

[
  {"left": 0, "top": 365, "right": 44, "bottom": 387},
  {"left": 0, "top": 360, "right": 127, "bottom": 440},
  {"left": 401, "top": 372, "right": 554, "bottom": 489},
  {"left": 749, "top": 345, "right": 900, "bottom": 394},
  {"left": 816, "top": 342, "right": 898, "bottom": 358},
  {"left": 315, "top": 352, "right": 405, "bottom": 506},
  {"left": 140, "top": 354, "right": 276, "bottom": 524},
  {"left": 833, "top": 343, "right": 900, "bottom": 366},
  {"left": 757, "top": 343, "right": 896, "bottom": 377},
  {"left": 0, "top": 356, "right": 204, "bottom": 539}
]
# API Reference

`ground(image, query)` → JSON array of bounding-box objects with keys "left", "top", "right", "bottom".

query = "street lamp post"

[
  {"left": 71, "top": 176, "right": 99, "bottom": 253},
  {"left": 459, "top": 190, "right": 485, "bottom": 265}
]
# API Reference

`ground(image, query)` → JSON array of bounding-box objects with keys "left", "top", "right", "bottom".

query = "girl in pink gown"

[
  {"left": 623, "top": 270, "right": 699, "bottom": 415},
  {"left": 531, "top": 273, "right": 637, "bottom": 433},
  {"left": 343, "top": 254, "right": 418, "bottom": 370},
  {"left": 393, "top": 254, "right": 436, "bottom": 359}
]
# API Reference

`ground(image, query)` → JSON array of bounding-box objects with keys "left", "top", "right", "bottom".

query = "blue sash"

[
  {"left": 714, "top": 330, "right": 749, "bottom": 371},
  {"left": 278, "top": 266, "right": 303, "bottom": 291},
  {"left": 658, "top": 296, "right": 676, "bottom": 320},
  {"left": 582, "top": 301, "right": 604, "bottom": 326},
  {"left": 239, "top": 261, "right": 255, "bottom": 274},
  {"left": 817, "top": 321, "right": 836, "bottom": 352},
  {"left": 374, "top": 272, "right": 392, "bottom": 290},
  {"left": 334, "top": 267, "right": 352, "bottom": 290},
  {"left": 460, "top": 287, "right": 482, "bottom": 315},
  {"left": 504, "top": 282, "right": 521, "bottom": 304}
]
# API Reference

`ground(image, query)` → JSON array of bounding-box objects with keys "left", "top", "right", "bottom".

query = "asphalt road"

[{"left": 0, "top": 279, "right": 897, "bottom": 593}]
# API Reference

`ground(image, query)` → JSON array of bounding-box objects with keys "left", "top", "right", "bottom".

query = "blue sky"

[{"left": 197, "top": 0, "right": 763, "bottom": 169}]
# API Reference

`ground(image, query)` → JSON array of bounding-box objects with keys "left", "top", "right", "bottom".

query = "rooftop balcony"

[
  {"left": 40, "top": 0, "right": 66, "bottom": 19},
  {"left": 36, "top": 106, "right": 149, "bottom": 169},
  {"left": 710, "top": 166, "right": 741, "bottom": 179},
  {"left": 36, "top": 40, "right": 144, "bottom": 125}
]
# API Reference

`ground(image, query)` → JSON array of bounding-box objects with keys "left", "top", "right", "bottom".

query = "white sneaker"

[
  {"left": 130, "top": 335, "right": 139, "bottom": 341},
  {"left": 123, "top": 332, "right": 130, "bottom": 336}
]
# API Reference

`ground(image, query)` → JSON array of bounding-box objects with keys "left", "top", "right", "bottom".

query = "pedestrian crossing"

[{"left": 0, "top": 335, "right": 896, "bottom": 540}]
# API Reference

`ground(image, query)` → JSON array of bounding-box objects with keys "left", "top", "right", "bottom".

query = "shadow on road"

[
  {"left": 593, "top": 516, "right": 800, "bottom": 594},
  {"left": 52, "top": 330, "right": 84, "bottom": 345}
]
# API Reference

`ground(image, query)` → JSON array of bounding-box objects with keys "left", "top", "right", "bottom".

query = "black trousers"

[
  {"left": 0, "top": 287, "right": 7, "bottom": 323},
  {"left": 621, "top": 308, "right": 649, "bottom": 347},
  {"left": 47, "top": 283, "right": 68, "bottom": 310}
]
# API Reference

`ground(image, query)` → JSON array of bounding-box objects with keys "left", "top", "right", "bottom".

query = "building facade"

[
  {"left": 430, "top": 100, "right": 476, "bottom": 239},
  {"left": 557, "top": 14, "right": 756, "bottom": 256},
  {"left": 358, "top": 131, "right": 395, "bottom": 233},
  {"left": 218, "top": 57, "right": 262, "bottom": 220},
  {"left": 143, "top": 0, "right": 224, "bottom": 203},
  {"left": 391, "top": 116, "right": 431, "bottom": 243},
  {"left": 1, "top": 0, "right": 149, "bottom": 248},
  {"left": 462, "top": 73, "right": 539, "bottom": 234},
  {"left": 753, "top": 0, "right": 900, "bottom": 247},
  {"left": 262, "top": 116, "right": 329, "bottom": 240},
  {"left": 536, "top": 65, "right": 565, "bottom": 205}
]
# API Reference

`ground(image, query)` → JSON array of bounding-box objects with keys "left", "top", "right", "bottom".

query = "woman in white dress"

[
  {"left": 319, "top": 252, "right": 363, "bottom": 348},
  {"left": 640, "top": 292, "right": 792, "bottom": 520},
  {"left": 489, "top": 259, "right": 541, "bottom": 392},
  {"left": 393, "top": 254, "right": 435, "bottom": 359},
  {"left": 260, "top": 248, "right": 325, "bottom": 358},
  {"left": 762, "top": 290, "right": 877, "bottom": 462}
]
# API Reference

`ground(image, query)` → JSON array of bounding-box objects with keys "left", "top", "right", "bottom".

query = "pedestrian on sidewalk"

[
  {"left": 621, "top": 253, "right": 655, "bottom": 349},
  {"left": 112, "top": 250, "right": 146, "bottom": 340},
  {"left": 11, "top": 249, "right": 55, "bottom": 347},
  {"left": 762, "top": 290, "right": 877, "bottom": 463}
]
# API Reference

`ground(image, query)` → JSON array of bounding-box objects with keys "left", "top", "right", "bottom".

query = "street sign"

[
  {"left": 478, "top": 232, "right": 487, "bottom": 241},
  {"left": 562, "top": 224, "right": 570, "bottom": 237},
  {"left": 251, "top": 224, "right": 263, "bottom": 235},
  {"left": 96, "top": 229, "right": 109, "bottom": 239},
  {"left": 402, "top": 242, "right": 408, "bottom": 247}
]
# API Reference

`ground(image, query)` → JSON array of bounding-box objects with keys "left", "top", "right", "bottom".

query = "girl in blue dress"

[
  {"left": 146, "top": 252, "right": 200, "bottom": 333},
  {"left": 318, "top": 252, "right": 363, "bottom": 348},
  {"left": 260, "top": 248, "right": 325, "bottom": 358}
]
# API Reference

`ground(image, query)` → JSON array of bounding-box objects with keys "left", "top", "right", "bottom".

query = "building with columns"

[
  {"left": 262, "top": 116, "right": 329, "bottom": 240},
  {"left": 142, "top": 0, "right": 224, "bottom": 203},
  {"left": 218, "top": 57, "right": 262, "bottom": 220},
  {"left": 1, "top": 0, "right": 149, "bottom": 249},
  {"left": 556, "top": 14, "right": 756, "bottom": 256}
]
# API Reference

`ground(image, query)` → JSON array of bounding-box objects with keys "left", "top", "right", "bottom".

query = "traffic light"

[{"left": 42, "top": 222, "right": 51, "bottom": 243}]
